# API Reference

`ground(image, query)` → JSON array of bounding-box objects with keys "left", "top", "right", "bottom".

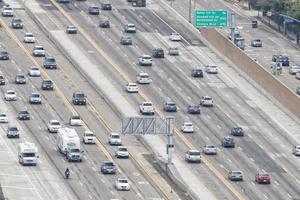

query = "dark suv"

[
  {"left": 272, "top": 55, "right": 289, "bottom": 66},
  {"left": 187, "top": 104, "right": 200, "bottom": 114},
  {"left": 11, "top": 18, "right": 23, "bottom": 29},
  {"left": 99, "top": 18, "right": 110, "bottom": 28},
  {"left": 0, "top": 51, "right": 9, "bottom": 60},
  {"left": 88, "top": 6, "right": 100, "bottom": 15},
  {"left": 152, "top": 48, "right": 164, "bottom": 58},
  {"left": 163, "top": 102, "right": 177, "bottom": 112},
  {"left": 72, "top": 91, "right": 86, "bottom": 105},
  {"left": 18, "top": 110, "right": 30, "bottom": 120},
  {"left": 101, "top": 3, "right": 112, "bottom": 10},
  {"left": 43, "top": 56, "right": 57, "bottom": 69},
  {"left": 222, "top": 136, "right": 235, "bottom": 148},
  {"left": 231, "top": 127, "right": 244, "bottom": 136},
  {"left": 15, "top": 74, "right": 26, "bottom": 84},
  {"left": 101, "top": 161, "right": 117, "bottom": 174},
  {"left": 41, "top": 79, "right": 53, "bottom": 90},
  {"left": 191, "top": 68, "right": 203, "bottom": 78}
]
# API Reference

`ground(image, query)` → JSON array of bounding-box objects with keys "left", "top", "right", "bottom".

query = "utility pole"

[{"left": 189, "top": 0, "right": 192, "bottom": 23}]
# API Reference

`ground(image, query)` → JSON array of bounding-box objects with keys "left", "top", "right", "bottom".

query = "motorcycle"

[{"left": 65, "top": 168, "right": 70, "bottom": 179}]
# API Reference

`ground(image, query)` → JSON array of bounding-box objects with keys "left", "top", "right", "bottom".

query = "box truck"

[{"left": 18, "top": 142, "right": 38, "bottom": 166}]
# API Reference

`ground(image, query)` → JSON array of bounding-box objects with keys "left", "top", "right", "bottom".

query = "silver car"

[
  {"left": 29, "top": 92, "right": 42, "bottom": 104},
  {"left": 289, "top": 65, "right": 300, "bottom": 75},
  {"left": 203, "top": 145, "right": 217, "bottom": 155},
  {"left": 228, "top": 170, "right": 243, "bottom": 181}
]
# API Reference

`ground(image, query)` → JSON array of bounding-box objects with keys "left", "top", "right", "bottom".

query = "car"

[
  {"left": 222, "top": 136, "right": 235, "bottom": 148},
  {"left": 297, "top": 86, "right": 300, "bottom": 95},
  {"left": 29, "top": 92, "right": 42, "bottom": 104},
  {"left": 293, "top": 145, "right": 300, "bottom": 156},
  {"left": 231, "top": 127, "right": 244, "bottom": 136},
  {"left": 32, "top": 45, "right": 45, "bottom": 57},
  {"left": 272, "top": 55, "right": 289, "bottom": 66},
  {"left": 66, "top": 25, "right": 77, "bottom": 34},
  {"left": 169, "top": 47, "right": 179, "bottom": 56},
  {"left": 136, "top": 72, "right": 152, "bottom": 84},
  {"left": 185, "top": 149, "right": 201, "bottom": 163},
  {"left": 41, "top": 79, "right": 53, "bottom": 90},
  {"left": 169, "top": 32, "right": 181, "bottom": 41},
  {"left": 163, "top": 102, "right": 177, "bottom": 112},
  {"left": 108, "top": 132, "right": 122, "bottom": 145},
  {"left": 82, "top": 131, "right": 96, "bottom": 144},
  {"left": 270, "top": 62, "right": 282, "bottom": 74},
  {"left": 228, "top": 170, "right": 243, "bottom": 181},
  {"left": 2, "top": 5, "right": 14, "bottom": 17},
  {"left": 88, "top": 6, "right": 100, "bottom": 15},
  {"left": 191, "top": 68, "right": 203, "bottom": 78},
  {"left": 251, "top": 39, "right": 262, "bottom": 47},
  {"left": 15, "top": 75, "right": 26, "bottom": 84},
  {"left": 0, "top": 113, "right": 8, "bottom": 123},
  {"left": 18, "top": 110, "right": 30, "bottom": 120},
  {"left": 11, "top": 18, "right": 23, "bottom": 29},
  {"left": 69, "top": 115, "right": 82, "bottom": 126},
  {"left": 99, "top": 18, "right": 110, "bottom": 28},
  {"left": 0, "top": 51, "right": 9, "bottom": 60},
  {"left": 227, "top": 31, "right": 241, "bottom": 40},
  {"left": 7, "top": 126, "right": 19, "bottom": 138},
  {"left": 4, "top": 90, "right": 17, "bottom": 101},
  {"left": 47, "top": 119, "right": 61, "bottom": 133},
  {"left": 203, "top": 145, "right": 217, "bottom": 155},
  {"left": 126, "top": 82, "right": 138, "bottom": 93},
  {"left": 43, "top": 56, "right": 57, "bottom": 69},
  {"left": 289, "top": 65, "right": 300, "bottom": 75},
  {"left": 152, "top": 48, "right": 164, "bottom": 58},
  {"left": 255, "top": 173, "right": 271, "bottom": 184},
  {"left": 0, "top": 75, "right": 5, "bottom": 85},
  {"left": 296, "top": 72, "right": 300, "bottom": 80},
  {"left": 101, "top": 161, "right": 117, "bottom": 174},
  {"left": 72, "top": 91, "right": 86, "bottom": 105},
  {"left": 101, "top": 2, "right": 112, "bottom": 10},
  {"left": 140, "top": 101, "right": 155, "bottom": 115},
  {"left": 138, "top": 55, "right": 152, "bottom": 66},
  {"left": 181, "top": 122, "right": 194, "bottom": 133},
  {"left": 187, "top": 104, "right": 200, "bottom": 114},
  {"left": 115, "top": 146, "right": 129, "bottom": 158},
  {"left": 115, "top": 178, "right": 130, "bottom": 191},
  {"left": 206, "top": 64, "right": 218, "bottom": 74},
  {"left": 124, "top": 23, "right": 136, "bottom": 33},
  {"left": 23, "top": 32, "right": 35, "bottom": 43},
  {"left": 120, "top": 36, "right": 132, "bottom": 45},
  {"left": 28, "top": 66, "right": 41, "bottom": 77},
  {"left": 200, "top": 96, "right": 213, "bottom": 107}
]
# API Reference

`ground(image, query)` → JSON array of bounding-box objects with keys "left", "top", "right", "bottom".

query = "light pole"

[{"left": 189, "top": 0, "right": 192, "bottom": 23}]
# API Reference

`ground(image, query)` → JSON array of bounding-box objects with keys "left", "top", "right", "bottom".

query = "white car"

[
  {"left": 83, "top": 131, "right": 96, "bottom": 144},
  {"left": 124, "top": 23, "right": 136, "bottom": 33},
  {"left": 47, "top": 119, "right": 61, "bottom": 133},
  {"left": 23, "top": 33, "right": 35, "bottom": 43},
  {"left": 181, "top": 122, "right": 194, "bottom": 133},
  {"left": 296, "top": 72, "right": 300, "bottom": 80},
  {"left": 138, "top": 55, "right": 152, "bottom": 66},
  {"left": 28, "top": 66, "right": 41, "bottom": 77},
  {"left": 115, "top": 146, "right": 129, "bottom": 158},
  {"left": 69, "top": 115, "right": 82, "bottom": 126},
  {"left": 4, "top": 90, "right": 17, "bottom": 101},
  {"left": 289, "top": 65, "right": 300, "bottom": 75},
  {"left": 206, "top": 64, "right": 218, "bottom": 74},
  {"left": 185, "top": 149, "right": 201, "bottom": 163},
  {"left": 136, "top": 72, "right": 152, "bottom": 84},
  {"left": 126, "top": 82, "right": 138, "bottom": 93},
  {"left": 293, "top": 145, "right": 300, "bottom": 156},
  {"left": 169, "top": 32, "right": 181, "bottom": 41},
  {"left": 108, "top": 132, "right": 122, "bottom": 145},
  {"left": 0, "top": 113, "right": 8, "bottom": 123},
  {"left": 140, "top": 101, "right": 155, "bottom": 115},
  {"left": 203, "top": 145, "right": 217, "bottom": 155},
  {"left": 2, "top": 6, "right": 14, "bottom": 17},
  {"left": 200, "top": 95, "right": 213, "bottom": 107},
  {"left": 32, "top": 45, "right": 45, "bottom": 57},
  {"left": 115, "top": 178, "right": 130, "bottom": 191}
]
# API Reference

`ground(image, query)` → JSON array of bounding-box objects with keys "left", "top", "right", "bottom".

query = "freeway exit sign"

[{"left": 194, "top": 10, "right": 228, "bottom": 28}]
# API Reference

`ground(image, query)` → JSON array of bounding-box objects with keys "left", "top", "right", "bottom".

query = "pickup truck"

[{"left": 139, "top": 102, "right": 155, "bottom": 115}]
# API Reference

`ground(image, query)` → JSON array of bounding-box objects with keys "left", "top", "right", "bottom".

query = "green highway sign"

[{"left": 194, "top": 10, "right": 228, "bottom": 28}]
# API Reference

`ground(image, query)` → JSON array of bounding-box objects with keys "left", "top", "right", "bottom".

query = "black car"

[
  {"left": 101, "top": 161, "right": 117, "bottom": 174},
  {"left": 15, "top": 75, "right": 26, "bottom": 84},
  {"left": 99, "top": 18, "right": 110, "bottom": 28},
  {"left": 11, "top": 18, "right": 23, "bottom": 29},
  {"left": 272, "top": 55, "right": 289, "bottom": 66},
  {"left": 231, "top": 127, "right": 244, "bottom": 136},
  {"left": 191, "top": 68, "right": 203, "bottom": 78},
  {"left": 88, "top": 6, "right": 100, "bottom": 15},
  {"left": 0, "top": 51, "right": 9, "bottom": 60},
  {"left": 43, "top": 56, "right": 57, "bottom": 69},
  {"left": 187, "top": 104, "right": 200, "bottom": 114},
  {"left": 222, "top": 136, "right": 235, "bottom": 148},
  {"left": 41, "top": 79, "right": 54, "bottom": 90},
  {"left": 18, "top": 110, "right": 30, "bottom": 120},
  {"left": 0, "top": 75, "right": 5, "bottom": 85},
  {"left": 72, "top": 91, "right": 86, "bottom": 105},
  {"left": 120, "top": 36, "right": 132, "bottom": 45},
  {"left": 101, "top": 2, "right": 112, "bottom": 10},
  {"left": 152, "top": 48, "right": 164, "bottom": 58},
  {"left": 163, "top": 102, "right": 177, "bottom": 112}
]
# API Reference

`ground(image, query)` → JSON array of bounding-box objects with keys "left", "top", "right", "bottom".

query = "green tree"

[{"left": 287, "top": 3, "right": 300, "bottom": 20}]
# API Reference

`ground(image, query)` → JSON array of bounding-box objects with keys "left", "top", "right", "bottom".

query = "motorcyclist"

[{"left": 65, "top": 168, "right": 70, "bottom": 179}]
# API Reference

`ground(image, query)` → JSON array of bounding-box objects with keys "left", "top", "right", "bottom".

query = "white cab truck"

[
  {"left": 57, "top": 127, "right": 82, "bottom": 162},
  {"left": 18, "top": 142, "right": 38, "bottom": 166},
  {"left": 139, "top": 101, "right": 155, "bottom": 115}
]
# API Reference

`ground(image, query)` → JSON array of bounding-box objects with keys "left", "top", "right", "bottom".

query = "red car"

[
  {"left": 187, "top": 104, "right": 201, "bottom": 114},
  {"left": 255, "top": 173, "right": 271, "bottom": 184}
]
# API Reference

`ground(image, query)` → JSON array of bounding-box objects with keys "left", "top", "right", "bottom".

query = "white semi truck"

[
  {"left": 57, "top": 127, "right": 82, "bottom": 162},
  {"left": 18, "top": 142, "right": 38, "bottom": 166}
]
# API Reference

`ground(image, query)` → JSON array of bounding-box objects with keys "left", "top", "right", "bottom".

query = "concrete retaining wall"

[{"left": 201, "top": 29, "right": 300, "bottom": 118}]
